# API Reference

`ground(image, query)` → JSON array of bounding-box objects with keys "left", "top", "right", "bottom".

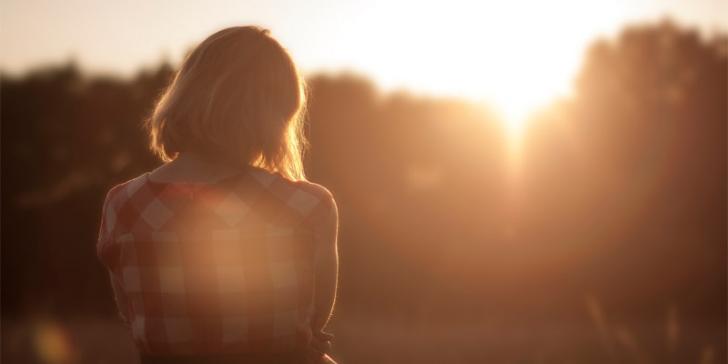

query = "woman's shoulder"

[
  {"left": 247, "top": 169, "right": 337, "bottom": 216},
  {"left": 291, "top": 180, "right": 336, "bottom": 205},
  {"left": 101, "top": 172, "right": 151, "bottom": 210}
]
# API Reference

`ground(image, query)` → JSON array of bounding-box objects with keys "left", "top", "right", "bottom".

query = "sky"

[{"left": 1, "top": 0, "right": 726, "bottom": 123}]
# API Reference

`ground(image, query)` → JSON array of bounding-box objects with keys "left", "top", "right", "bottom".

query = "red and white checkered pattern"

[{"left": 97, "top": 168, "right": 336, "bottom": 356}]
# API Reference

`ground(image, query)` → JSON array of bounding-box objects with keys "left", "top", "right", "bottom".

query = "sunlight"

[
  {"left": 332, "top": 0, "right": 626, "bottom": 139},
  {"left": 33, "top": 320, "right": 76, "bottom": 364}
]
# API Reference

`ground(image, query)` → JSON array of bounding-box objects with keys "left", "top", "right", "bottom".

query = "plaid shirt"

[{"left": 96, "top": 168, "right": 337, "bottom": 356}]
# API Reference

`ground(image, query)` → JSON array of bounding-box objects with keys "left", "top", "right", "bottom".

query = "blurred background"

[{"left": 1, "top": 1, "right": 726, "bottom": 363}]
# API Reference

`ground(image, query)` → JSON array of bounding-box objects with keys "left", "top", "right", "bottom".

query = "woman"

[{"left": 96, "top": 26, "right": 339, "bottom": 364}]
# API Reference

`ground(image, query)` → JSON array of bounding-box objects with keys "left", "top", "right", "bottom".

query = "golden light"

[
  {"left": 33, "top": 320, "right": 76, "bottom": 364},
  {"left": 5, "top": 0, "right": 713, "bottom": 140},
  {"left": 311, "top": 0, "right": 626, "bottom": 140}
]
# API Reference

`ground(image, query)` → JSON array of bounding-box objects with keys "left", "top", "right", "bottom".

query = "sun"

[
  {"left": 340, "top": 0, "right": 623, "bottom": 139},
  {"left": 493, "top": 92, "right": 543, "bottom": 139}
]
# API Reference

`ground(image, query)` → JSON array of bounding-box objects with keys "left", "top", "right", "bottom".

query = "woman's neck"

[{"left": 149, "top": 152, "right": 244, "bottom": 183}]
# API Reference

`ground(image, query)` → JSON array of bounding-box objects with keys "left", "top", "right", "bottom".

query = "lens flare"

[{"left": 33, "top": 320, "right": 76, "bottom": 364}]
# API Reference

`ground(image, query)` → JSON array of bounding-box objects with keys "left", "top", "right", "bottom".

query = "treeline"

[{"left": 1, "top": 21, "right": 725, "bottom": 327}]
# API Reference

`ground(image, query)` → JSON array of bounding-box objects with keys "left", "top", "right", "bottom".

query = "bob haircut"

[{"left": 146, "top": 26, "right": 308, "bottom": 180}]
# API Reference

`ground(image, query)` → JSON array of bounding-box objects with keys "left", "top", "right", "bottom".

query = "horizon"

[
  {"left": 2, "top": 0, "right": 727, "bottom": 128},
  {"left": 1, "top": 3, "right": 726, "bottom": 363}
]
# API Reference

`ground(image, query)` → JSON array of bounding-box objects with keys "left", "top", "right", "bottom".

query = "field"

[{"left": 3, "top": 314, "right": 724, "bottom": 364}]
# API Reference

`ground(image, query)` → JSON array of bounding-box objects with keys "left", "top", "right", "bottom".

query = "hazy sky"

[{"left": 2, "top": 0, "right": 726, "bottom": 121}]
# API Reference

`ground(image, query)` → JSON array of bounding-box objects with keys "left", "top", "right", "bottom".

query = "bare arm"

[{"left": 110, "top": 271, "right": 132, "bottom": 326}]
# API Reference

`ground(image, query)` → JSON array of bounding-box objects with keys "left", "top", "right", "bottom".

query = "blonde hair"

[{"left": 146, "top": 26, "right": 308, "bottom": 180}]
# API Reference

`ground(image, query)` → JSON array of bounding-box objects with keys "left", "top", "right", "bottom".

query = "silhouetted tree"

[{"left": 1, "top": 19, "right": 725, "bottom": 364}]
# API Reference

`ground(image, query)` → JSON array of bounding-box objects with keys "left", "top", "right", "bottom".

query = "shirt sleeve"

[
  {"left": 96, "top": 185, "right": 132, "bottom": 325},
  {"left": 301, "top": 183, "right": 339, "bottom": 341},
  {"left": 306, "top": 184, "right": 339, "bottom": 264},
  {"left": 96, "top": 186, "right": 120, "bottom": 267}
]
